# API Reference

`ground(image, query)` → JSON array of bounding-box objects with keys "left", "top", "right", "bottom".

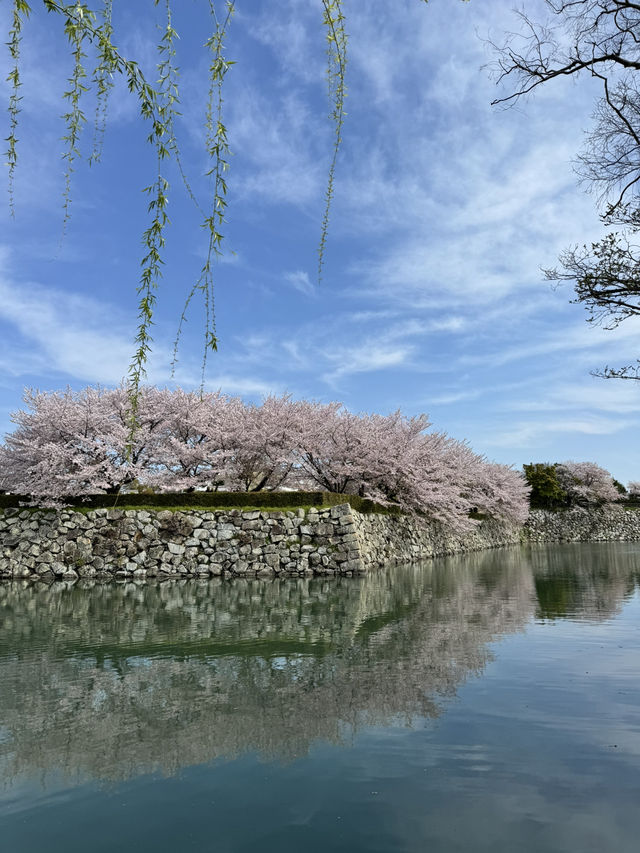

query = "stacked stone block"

[
  {"left": 2, "top": 503, "right": 638, "bottom": 582},
  {"left": 0, "top": 503, "right": 364, "bottom": 580}
]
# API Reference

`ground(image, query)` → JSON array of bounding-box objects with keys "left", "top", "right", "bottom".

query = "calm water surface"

[{"left": 1, "top": 542, "right": 639, "bottom": 852}]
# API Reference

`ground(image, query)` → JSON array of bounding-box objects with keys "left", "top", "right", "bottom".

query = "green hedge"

[{"left": 0, "top": 490, "right": 397, "bottom": 514}]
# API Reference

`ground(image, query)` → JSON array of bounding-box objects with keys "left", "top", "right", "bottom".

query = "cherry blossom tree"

[
  {"left": 289, "top": 404, "right": 528, "bottom": 531},
  {"left": 222, "top": 395, "right": 304, "bottom": 492},
  {"left": 289, "top": 401, "right": 366, "bottom": 494},
  {"left": 147, "top": 388, "right": 236, "bottom": 492},
  {"left": 627, "top": 481, "right": 640, "bottom": 499},
  {"left": 469, "top": 461, "right": 531, "bottom": 525},
  {"left": 1, "top": 387, "right": 127, "bottom": 498},
  {"left": 0, "top": 385, "right": 532, "bottom": 528},
  {"left": 555, "top": 461, "right": 620, "bottom": 507},
  {"left": 0, "top": 385, "right": 174, "bottom": 499}
]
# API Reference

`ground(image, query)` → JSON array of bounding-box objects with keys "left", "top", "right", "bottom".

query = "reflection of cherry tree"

[
  {"left": 2, "top": 548, "right": 635, "bottom": 789},
  {"left": 0, "top": 554, "right": 542, "bottom": 786},
  {"left": 0, "top": 388, "right": 529, "bottom": 530}
]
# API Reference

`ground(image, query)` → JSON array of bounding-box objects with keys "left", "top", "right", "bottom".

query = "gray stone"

[
  {"left": 330, "top": 503, "right": 352, "bottom": 518},
  {"left": 192, "top": 528, "right": 209, "bottom": 540},
  {"left": 3, "top": 501, "right": 637, "bottom": 583}
]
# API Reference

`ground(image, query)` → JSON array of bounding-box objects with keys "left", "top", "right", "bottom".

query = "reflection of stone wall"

[
  {"left": 0, "top": 504, "right": 520, "bottom": 580},
  {"left": 0, "top": 553, "right": 538, "bottom": 784},
  {"left": 525, "top": 507, "right": 640, "bottom": 543},
  {"left": 1, "top": 545, "right": 638, "bottom": 786}
]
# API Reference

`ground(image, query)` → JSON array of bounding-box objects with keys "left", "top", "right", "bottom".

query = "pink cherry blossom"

[{"left": 0, "top": 386, "right": 531, "bottom": 528}]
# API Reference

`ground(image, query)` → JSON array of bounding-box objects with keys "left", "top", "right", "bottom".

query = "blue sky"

[{"left": 1, "top": 0, "right": 639, "bottom": 483}]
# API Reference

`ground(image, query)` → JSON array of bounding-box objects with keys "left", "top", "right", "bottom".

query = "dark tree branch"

[{"left": 493, "top": 1, "right": 640, "bottom": 379}]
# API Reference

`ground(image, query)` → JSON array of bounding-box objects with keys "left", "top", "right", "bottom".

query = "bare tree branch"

[{"left": 493, "top": 1, "right": 640, "bottom": 379}]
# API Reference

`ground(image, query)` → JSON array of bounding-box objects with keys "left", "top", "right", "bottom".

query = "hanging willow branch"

[
  {"left": 6, "top": 0, "right": 31, "bottom": 217},
  {"left": 4, "top": 1, "right": 467, "bottom": 405},
  {"left": 89, "top": 0, "right": 114, "bottom": 165},
  {"left": 61, "top": 2, "right": 91, "bottom": 233},
  {"left": 4, "top": 0, "right": 348, "bottom": 381},
  {"left": 172, "top": 0, "right": 234, "bottom": 389},
  {"left": 127, "top": 0, "right": 182, "bottom": 437},
  {"left": 318, "top": 0, "right": 347, "bottom": 284}
]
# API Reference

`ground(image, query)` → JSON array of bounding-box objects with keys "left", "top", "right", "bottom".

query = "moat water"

[{"left": 1, "top": 542, "right": 639, "bottom": 853}]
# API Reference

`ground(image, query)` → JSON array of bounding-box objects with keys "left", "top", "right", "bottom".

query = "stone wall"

[
  {"left": 353, "top": 512, "right": 521, "bottom": 569},
  {"left": 0, "top": 504, "right": 520, "bottom": 581},
  {"left": 524, "top": 506, "right": 640, "bottom": 542},
  {"left": 1, "top": 503, "right": 638, "bottom": 581}
]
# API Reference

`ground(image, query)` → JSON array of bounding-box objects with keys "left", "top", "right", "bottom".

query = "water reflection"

[
  {"left": 0, "top": 543, "right": 638, "bottom": 787},
  {"left": 529, "top": 543, "right": 639, "bottom": 621}
]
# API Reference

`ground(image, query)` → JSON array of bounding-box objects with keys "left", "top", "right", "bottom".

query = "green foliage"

[
  {"left": 523, "top": 463, "right": 567, "bottom": 510},
  {"left": 4, "top": 0, "right": 235, "bottom": 425},
  {"left": 613, "top": 479, "right": 627, "bottom": 496},
  {"left": 1, "top": 1, "right": 349, "bottom": 381},
  {"left": 0, "top": 490, "right": 396, "bottom": 513},
  {"left": 127, "top": 479, "right": 157, "bottom": 495}
]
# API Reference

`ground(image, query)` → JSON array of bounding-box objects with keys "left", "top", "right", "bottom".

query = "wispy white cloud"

[
  {"left": 483, "top": 415, "right": 636, "bottom": 449},
  {"left": 195, "top": 374, "right": 282, "bottom": 399},
  {"left": 321, "top": 343, "right": 413, "bottom": 386},
  {"left": 227, "top": 87, "right": 324, "bottom": 206},
  {"left": 429, "top": 388, "right": 486, "bottom": 406},
  {"left": 239, "top": 0, "right": 324, "bottom": 86},
  {"left": 324, "top": 0, "right": 605, "bottom": 327},
  {"left": 508, "top": 380, "right": 640, "bottom": 415},
  {"left": 0, "top": 277, "right": 133, "bottom": 386},
  {"left": 465, "top": 316, "right": 640, "bottom": 369},
  {"left": 0, "top": 251, "right": 280, "bottom": 401},
  {"left": 283, "top": 269, "right": 314, "bottom": 296}
]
